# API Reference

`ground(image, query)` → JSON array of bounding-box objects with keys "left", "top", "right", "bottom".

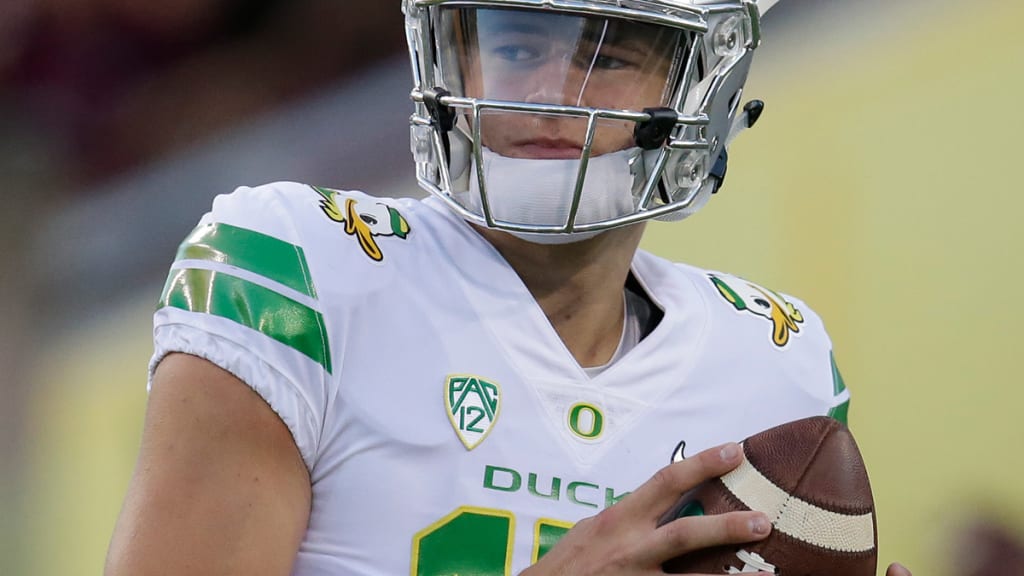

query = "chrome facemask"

[{"left": 404, "top": 0, "right": 768, "bottom": 237}]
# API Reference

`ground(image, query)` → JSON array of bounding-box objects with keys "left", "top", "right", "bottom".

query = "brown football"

[{"left": 663, "top": 416, "right": 877, "bottom": 575}]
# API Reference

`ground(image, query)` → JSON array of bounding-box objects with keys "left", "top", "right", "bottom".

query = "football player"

[{"left": 106, "top": 1, "right": 912, "bottom": 575}]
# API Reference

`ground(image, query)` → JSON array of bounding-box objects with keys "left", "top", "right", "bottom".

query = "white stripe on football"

[{"left": 721, "top": 453, "right": 875, "bottom": 553}]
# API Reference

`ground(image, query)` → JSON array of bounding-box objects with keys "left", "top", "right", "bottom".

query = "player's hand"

[
  {"left": 885, "top": 562, "right": 911, "bottom": 576},
  {"left": 521, "top": 442, "right": 772, "bottom": 576}
]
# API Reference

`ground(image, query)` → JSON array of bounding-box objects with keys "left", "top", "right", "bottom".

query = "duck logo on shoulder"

[
  {"left": 709, "top": 274, "right": 804, "bottom": 347},
  {"left": 311, "top": 186, "right": 410, "bottom": 262}
]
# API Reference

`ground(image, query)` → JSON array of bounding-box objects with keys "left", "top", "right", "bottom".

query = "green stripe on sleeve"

[
  {"left": 827, "top": 352, "right": 849, "bottom": 424},
  {"left": 176, "top": 223, "right": 317, "bottom": 298},
  {"left": 828, "top": 400, "right": 850, "bottom": 424},
  {"left": 159, "top": 268, "right": 331, "bottom": 373},
  {"left": 830, "top": 351, "right": 847, "bottom": 395}
]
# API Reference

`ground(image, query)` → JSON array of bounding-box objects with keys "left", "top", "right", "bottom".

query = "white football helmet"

[{"left": 404, "top": 0, "right": 778, "bottom": 240}]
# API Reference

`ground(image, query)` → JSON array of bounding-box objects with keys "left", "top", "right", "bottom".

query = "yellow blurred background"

[
  {"left": 646, "top": 0, "right": 1024, "bottom": 572},
  {"left": 5, "top": 0, "right": 1022, "bottom": 575}
]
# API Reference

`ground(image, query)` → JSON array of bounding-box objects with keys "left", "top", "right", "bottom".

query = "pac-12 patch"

[{"left": 444, "top": 374, "right": 501, "bottom": 450}]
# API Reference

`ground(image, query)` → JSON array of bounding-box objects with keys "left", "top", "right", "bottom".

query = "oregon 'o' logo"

[{"left": 568, "top": 403, "right": 604, "bottom": 439}]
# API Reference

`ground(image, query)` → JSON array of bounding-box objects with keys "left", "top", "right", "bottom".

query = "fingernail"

[
  {"left": 720, "top": 443, "right": 739, "bottom": 461},
  {"left": 750, "top": 515, "right": 771, "bottom": 535}
]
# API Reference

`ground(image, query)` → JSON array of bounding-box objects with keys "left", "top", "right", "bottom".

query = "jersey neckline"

[{"left": 418, "top": 196, "right": 711, "bottom": 389}]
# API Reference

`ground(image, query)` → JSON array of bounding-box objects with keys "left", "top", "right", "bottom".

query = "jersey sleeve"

[
  {"left": 776, "top": 290, "right": 851, "bottom": 425},
  {"left": 149, "top": 183, "right": 330, "bottom": 471},
  {"left": 694, "top": 264, "right": 852, "bottom": 425}
]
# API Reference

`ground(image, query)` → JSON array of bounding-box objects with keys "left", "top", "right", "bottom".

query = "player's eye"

[
  {"left": 573, "top": 43, "right": 641, "bottom": 71},
  {"left": 491, "top": 44, "right": 543, "bottom": 64},
  {"left": 591, "top": 53, "right": 633, "bottom": 70}
]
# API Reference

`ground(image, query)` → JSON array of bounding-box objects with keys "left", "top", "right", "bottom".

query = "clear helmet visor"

[
  {"left": 430, "top": 7, "right": 692, "bottom": 234},
  {"left": 440, "top": 8, "right": 683, "bottom": 110}
]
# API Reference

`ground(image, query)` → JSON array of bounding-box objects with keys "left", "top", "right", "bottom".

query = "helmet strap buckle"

[
  {"left": 634, "top": 107, "right": 678, "bottom": 150},
  {"left": 423, "top": 87, "right": 458, "bottom": 166},
  {"left": 423, "top": 87, "right": 456, "bottom": 132}
]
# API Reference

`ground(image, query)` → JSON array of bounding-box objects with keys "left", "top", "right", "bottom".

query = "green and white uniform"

[{"left": 151, "top": 181, "right": 849, "bottom": 576}]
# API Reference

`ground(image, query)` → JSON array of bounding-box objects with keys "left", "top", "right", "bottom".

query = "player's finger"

[
  {"left": 884, "top": 562, "right": 912, "bottom": 576},
  {"left": 644, "top": 510, "right": 772, "bottom": 563},
  {"left": 621, "top": 442, "right": 744, "bottom": 519}
]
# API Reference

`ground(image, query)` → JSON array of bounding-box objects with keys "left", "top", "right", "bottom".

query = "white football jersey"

[{"left": 151, "top": 181, "right": 850, "bottom": 576}]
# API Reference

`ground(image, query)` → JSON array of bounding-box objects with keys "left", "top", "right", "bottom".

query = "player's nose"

[{"left": 521, "top": 57, "right": 586, "bottom": 107}]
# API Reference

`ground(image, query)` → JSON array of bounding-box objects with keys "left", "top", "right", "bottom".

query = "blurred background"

[{"left": 0, "top": 0, "right": 1021, "bottom": 574}]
